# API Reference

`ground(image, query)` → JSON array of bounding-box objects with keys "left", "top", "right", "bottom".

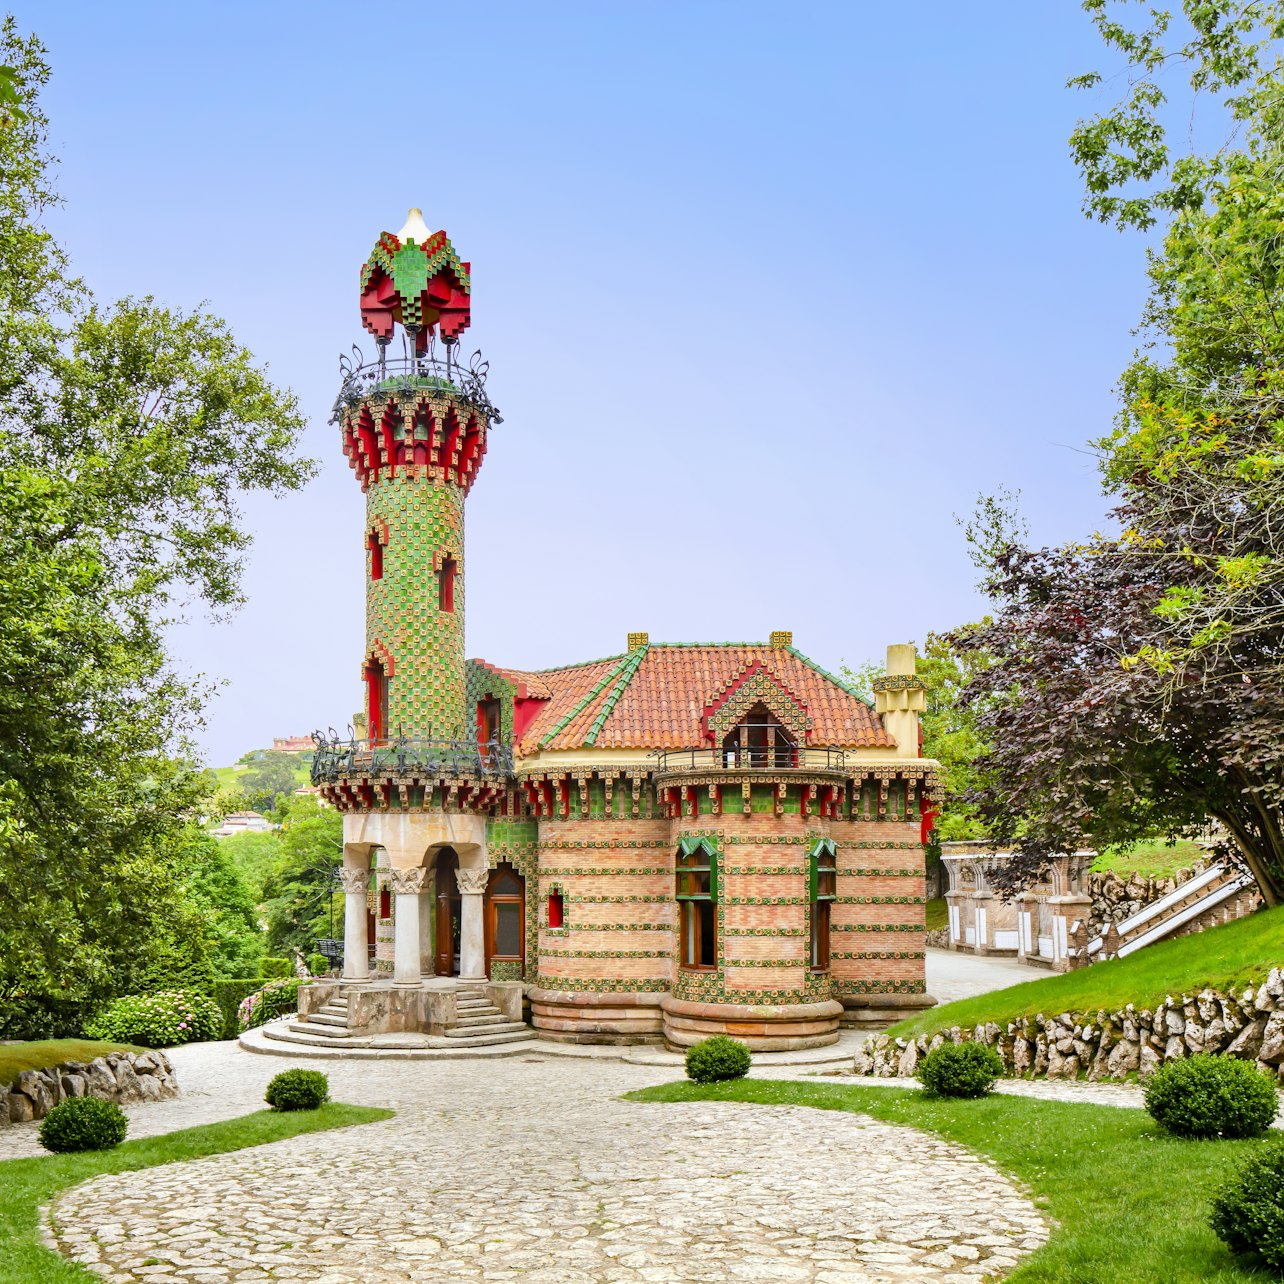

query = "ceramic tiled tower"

[{"left": 338, "top": 209, "right": 486, "bottom": 742}]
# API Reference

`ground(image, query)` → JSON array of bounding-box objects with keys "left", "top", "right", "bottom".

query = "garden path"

[{"left": 41, "top": 1042, "right": 1049, "bottom": 1283}]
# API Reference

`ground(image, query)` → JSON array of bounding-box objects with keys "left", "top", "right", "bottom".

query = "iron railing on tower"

[
  {"left": 330, "top": 336, "right": 502, "bottom": 426},
  {"left": 310, "top": 730, "right": 515, "bottom": 784},
  {"left": 651, "top": 746, "right": 849, "bottom": 773}
]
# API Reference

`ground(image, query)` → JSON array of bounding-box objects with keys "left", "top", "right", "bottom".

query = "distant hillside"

[{"left": 210, "top": 748, "right": 314, "bottom": 795}]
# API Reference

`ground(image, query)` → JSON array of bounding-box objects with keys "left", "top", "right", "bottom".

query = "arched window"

[
  {"left": 676, "top": 837, "right": 718, "bottom": 969},
  {"left": 438, "top": 556, "right": 456, "bottom": 613},
  {"left": 722, "top": 702, "right": 796, "bottom": 768},
  {"left": 809, "top": 839, "right": 837, "bottom": 970},
  {"left": 367, "top": 530, "right": 383, "bottom": 581}
]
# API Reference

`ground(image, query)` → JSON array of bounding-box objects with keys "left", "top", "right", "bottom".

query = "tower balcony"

[{"left": 652, "top": 745, "right": 849, "bottom": 784}]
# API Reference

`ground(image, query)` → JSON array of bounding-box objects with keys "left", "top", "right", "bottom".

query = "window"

[
  {"left": 809, "top": 839, "right": 837, "bottom": 970},
  {"left": 676, "top": 837, "right": 718, "bottom": 969},
  {"left": 379, "top": 885, "right": 391, "bottom": 919},
  {"left": 547, "top": 889, "right": 565, "bottom": 929},
  {"left": 438, "top": 556, "right": 456, "bottom": 612},
  {"left": 365, "top": 659, "right": 389, "bottom": 741},
  {"left": 367, "top": 531, "right": 383, "bottom": 581},
  {"left": 722, "top": 702, "right": 796, "bottom": 768},
  {"left": 486, "top": 862, "right": 525, "bottom": 974},
  {"left": 477, "top": 697, "right": 501, "bottom": 762}
]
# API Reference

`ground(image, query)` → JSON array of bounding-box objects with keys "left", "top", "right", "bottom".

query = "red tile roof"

[{"left": 480, "top": 644, "right": 892, "bottom": 754}]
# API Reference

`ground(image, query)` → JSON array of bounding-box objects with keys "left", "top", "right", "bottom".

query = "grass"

[
  {"left": 925, "top": 896, "right": 947, "bottom": 932},
  {"left": 895, "top": 902, "right": 1284, "bottom": 1042},
  {"left": 0, "top": 1042, "right": 142, "bottom": 1090},
  {"left": 629, "top": 1079, "right": 1281, "bottom": 1282},
  {"left": 1091, "top": 838, "right": 1208, "bottom": 879},
  {"left": 0, "top": 1102, "right": 391, "bottom": 1283}
]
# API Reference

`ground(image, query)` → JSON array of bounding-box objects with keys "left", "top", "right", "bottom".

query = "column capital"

[
  {"left": 390, "top": 867, "right": 428, "bottom": 895},
  {"left": 339, "top": 868, "right": 372, "bottom": 895},
  {"left": 456, "top": 867, "right": 488, "bottom": 896}
]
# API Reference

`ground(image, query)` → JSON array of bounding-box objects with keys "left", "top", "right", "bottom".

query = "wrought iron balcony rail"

[
  {"left": 652, "top": 746, "right": 849, "bottom": 773},
  {"left": 310, "top": 731, "right": 515, "bottom": 784},
  {"left": 330, "top": 340, "right": 502, "bottom": 425}
]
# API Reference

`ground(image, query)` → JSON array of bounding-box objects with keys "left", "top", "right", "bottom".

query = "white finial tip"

[{"left": 397, "top": 207, "right": 431, "bottom": 244}]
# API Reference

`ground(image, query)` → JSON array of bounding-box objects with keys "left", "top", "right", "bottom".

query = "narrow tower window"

[
  {"left": 547, "top": 889, "right": 565, "bottom": 929},
  {"left": 438, "top": 556, "right": 456, "bottom": 613},
  {"left": 365, "top": 659, "right": 389, "bottom": 742},
  {"left": 367, "top": 531, "right": 383, "bottom": 581},
  {"left": 809, "top": 839, "right": 837, "bottom": 970}
]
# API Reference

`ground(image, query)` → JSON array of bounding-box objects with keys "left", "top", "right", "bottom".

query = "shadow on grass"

[
  {"left": 0, "top": 1102, "right": 392, "bottom": 1284},
  {"left": 627, "top": 1079, "right": 1280, "bottom": 1283}
]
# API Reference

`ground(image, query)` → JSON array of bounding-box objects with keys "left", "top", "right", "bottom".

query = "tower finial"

[{"left": 397, "top": 207, "right": 431, "bottom": 244}]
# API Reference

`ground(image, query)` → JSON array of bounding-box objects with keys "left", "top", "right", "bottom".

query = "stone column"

[
  {"left": 339, "top": 868, "right": 372, "bottom": 983},
  {"left": 1016, "top": 890, "right": 1038, "bottom": 963},
  {"left": 1049, "top": 893, "right": 1092, "bottom": 972},
  {"left": 418, "top": 888, "right": 434, "bottom": 977},
  {"left": 457, "top": 866, "right": 488, "bottom": 981},
  {"left": 391, "top": 868, "right": 428, "bottom": 987}
]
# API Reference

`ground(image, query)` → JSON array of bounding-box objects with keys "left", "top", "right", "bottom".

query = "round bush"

[
  {"left": 84, "top": 991, "right": 222, "bottom": 1048},
  {"left": 265, "top": 1068, "right": 329, "bottom": 1111},
  {"left": 308, "top": 952, "right": 330, "bottom": 977},
  {"left": 685, "top": 1035, "right": 752, "bottom": 1085},
  {"left": 259, "top": 956, "right": 292, "bottom": 979},
  {"left": 38, "top": 1096, "right": 128, "bottom": 1153},
  {"left": 918, "top": 1041, "right": 1004, "bottom": 1099},
  {"left": 1210, "top": 1143, "right": 1284, "bottom": 1272},
  {"left": 237, "top": 977, "right": 302, "bottom": 1031},
  {"left": 1144, "top": 1055, "right": 1279, "bottom": 1139}
]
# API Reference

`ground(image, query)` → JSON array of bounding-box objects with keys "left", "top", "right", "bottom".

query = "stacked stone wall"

[
  {"left": 2, "top": 1050, "right": 177, "bottom": 1125},
  {"left": 1086, "top": 860, "right": 1212, "bottom": 937},
  {"left": 855, "top": 967, "right": 1284, "bottom": 1083}
]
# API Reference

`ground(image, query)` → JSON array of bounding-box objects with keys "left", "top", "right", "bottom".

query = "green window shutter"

[
  {"left": 707, "top": 839, "right": 720, "bottom": 901},
  {"left": 809, "top": 838, "right": 836, "bottom": 901}
]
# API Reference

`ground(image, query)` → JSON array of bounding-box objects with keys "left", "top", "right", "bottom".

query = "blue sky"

[{"left": 26, "top": 3, "right": 1151, "bottom": 765}]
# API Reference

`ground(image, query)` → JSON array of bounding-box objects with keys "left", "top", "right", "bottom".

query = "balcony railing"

[
  {"left": 652, "top": 746, "right": 849, "bottom": 773},
  {"left": 330, "top": 341, "right": 502, "bottom": 425},
  {"left": 310, "top": 732, "right": 514, "bottom": 784}
]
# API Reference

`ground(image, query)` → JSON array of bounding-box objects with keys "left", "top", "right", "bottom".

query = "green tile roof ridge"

[
  {"left": 584, "top": 646, "right": 649, "bottom": 746},
  {"left": 539, "top": 651, "right": 638, "bottom": 746},
  {"left": 531, "top": 652, "right": 628, "bottom": 675},
  {"left": 785, "top": 645, "right": 876, "bottom": 709},
  {"left": 647, "top": 641, "right": 764, "bottom": 648}
]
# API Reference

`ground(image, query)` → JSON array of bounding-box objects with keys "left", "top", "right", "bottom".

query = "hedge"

[{"left": 212, "top": 979, "right": 266, "bottom": 1040}]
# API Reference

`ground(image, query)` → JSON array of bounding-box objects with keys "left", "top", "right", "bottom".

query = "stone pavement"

[
  {"left": 41, "top": 1042, "right": 1049, "bottom": 1283},
  {"left": 923, "top": 950, "right": 1033, "bottom": 1007}
]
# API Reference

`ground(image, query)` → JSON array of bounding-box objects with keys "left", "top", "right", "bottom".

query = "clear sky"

[{"left": 23, "top": 2, "right": 1150, "bottom": 766}]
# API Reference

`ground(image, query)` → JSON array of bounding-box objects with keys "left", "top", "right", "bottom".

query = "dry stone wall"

[
  {"left": 1086, "top": 862, "right": 1209, "bottom": 937},
  {"left": 1, "top": 1050, "right": 177, "bottom": 1125},
  {"left": 855, "top": 967, "right": 1284, "bottom": 1083}
]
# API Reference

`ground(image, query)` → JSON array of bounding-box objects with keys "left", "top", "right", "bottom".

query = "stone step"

[
  {"left": 265, "top": 1026, "right": 373, "bottom": 1050},
  {"left": 442, "top": 1028, "right": 538, "bottom": 1047},
  {"left": 451, "top": 1012, "right": 509, "bottom": 1028},
  {"left": 308, "top": 1013, "right": 350, "bottom": 1028},
  {"left": 442, "top": 1021, "right": 531, "bottom": 1040},
  {"left": 288, "top": 1020, "right": 359, "bottom": 1039},
  {"left": 319, "top": 1005, "right": 349, "bottom": 1018}
]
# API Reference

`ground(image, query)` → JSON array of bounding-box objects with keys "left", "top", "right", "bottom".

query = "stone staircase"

[{"left": 260, "top": 982, "right": 536, "bottom": 1052}]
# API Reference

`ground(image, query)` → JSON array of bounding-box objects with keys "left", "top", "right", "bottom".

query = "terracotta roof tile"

[{"left": 502, "top": 644, "right": 892, "bottom": 754}]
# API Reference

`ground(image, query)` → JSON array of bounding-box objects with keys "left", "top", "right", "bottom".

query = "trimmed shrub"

[
  {"left": 1210, "top": 1144, "right": 1284, "bottom": 1272},
  {"left": 38, "top": 1097, "right": 128, "bottom": 1153},
  {"left": 685, "top": 1035, "right": 752, "bottom": 1085},
  {"left": 84, "top": 991, "right": 222, "bottom": 1048},
  {"left": 212, "top": 978, "right": 264, "bottom": 1040},
  {"left": 237, "top": 977, "right": 302, "bottom": 1031},
  {"left": 265, "top": 1068, "right": 329, "bottom": 1111},
  {"left": 1144, "top": 1054, "right": 1279, "bottom": 1139},
  {"left": 259, "top": 956, "right": 292, "bottom": 979},
  {"left": 918, "top": 1041, "right": 1004, "bottom": 1099},
  {"left": 308, "top": 953, "right": 330, "bottom": 977}
]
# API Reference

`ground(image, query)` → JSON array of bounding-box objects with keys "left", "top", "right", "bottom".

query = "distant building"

[
  {"left": 211, "top": 810, "right": 271, "bottom": 838},
  {"left": 272, "top": 736, "right": 314, "bottom": 754}
]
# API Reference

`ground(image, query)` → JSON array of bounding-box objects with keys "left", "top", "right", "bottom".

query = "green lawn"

[
  {"left": 925, "top": 896, "right": 947, "bottom": 932},
  {"left": 1091, "top": 839, "right": 1208, "bottom": 878},
  {"left": 629, "top": 1079, "right": 1279, "bottom": 1282},
  {"left": 0, "top": 1102, "right": 391, "bottom": 1283},
  {"left": 0, "top": 1042, "right": 141, "bottom": 1089},
  {"left": 897, "top": 902, "right": 1284, "bottom": 1042}
]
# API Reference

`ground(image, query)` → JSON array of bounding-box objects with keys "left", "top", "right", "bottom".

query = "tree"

[
  {"left": 0, "top": 22, "right": 313, "bottom": 1034},
  {"left": 260, "top": 794, "right": 344, "bottom": 956},
  {"left": 238, "top": 752, "right": 301, "bottom": 810}
]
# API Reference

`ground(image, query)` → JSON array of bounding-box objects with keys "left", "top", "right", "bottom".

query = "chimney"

[
  {"left": 769, "top": 630, "right": 793, "bottom": 648},
  {"left": 874, "top": 643, "right": 927, "bottom": 759}
]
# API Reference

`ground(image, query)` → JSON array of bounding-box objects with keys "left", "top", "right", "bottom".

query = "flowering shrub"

[
  {"left": 237, "top": 977, "right": 302, "bottom": 1031},
  {"left": 85, "top": 991, "right": 222, "bottom": 1047}
]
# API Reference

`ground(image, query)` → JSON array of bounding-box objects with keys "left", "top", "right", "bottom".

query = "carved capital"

[
  {"left": 338, "top": 868, "right": 371, "bottom": 895},
  {"left": 389, "top": 867, "right": 428, "bottom": 896},
  {"left": 455, "top": 867, "right": 488, "bottom": 896}
]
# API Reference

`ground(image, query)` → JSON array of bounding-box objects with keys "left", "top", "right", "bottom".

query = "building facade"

[{"left": 309, "top": 212, "right": 940, "bottom": 1050}]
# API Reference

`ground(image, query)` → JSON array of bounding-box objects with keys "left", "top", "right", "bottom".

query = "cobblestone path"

[{"left": 47, "top": 1045, "right": 1047, "bottom": 1283}]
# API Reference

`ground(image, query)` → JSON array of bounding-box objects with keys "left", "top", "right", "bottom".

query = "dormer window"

[{"left": 722, "top": 702, "right": 796, "bottom": 768}]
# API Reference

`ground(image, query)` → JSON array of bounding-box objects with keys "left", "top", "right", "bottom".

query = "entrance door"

[
  {"left": 434, "top": 848, "right": 461, "bottom": 976},
  {"left": 484, "top": 861, "right": 525, "bottom": 978}
]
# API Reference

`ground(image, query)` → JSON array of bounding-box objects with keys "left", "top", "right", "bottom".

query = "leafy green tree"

[
  {"left": 178, "top": 831, "right": 265, "bottom": 978},
  {"left": 261, "top": 795, "right": 344, "bottom": 956},
  {"left": 238, "top": 752, "right": 301, "bottom": 810},
  {"left": 0, "top": 21, "right": 312, "bottom": 1035},
  {"left": 218, "top": 829, "right": 284, "bottom": 901}
]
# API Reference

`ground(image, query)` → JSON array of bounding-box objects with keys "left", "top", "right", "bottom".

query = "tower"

[{"left": 334, "top": 209, "right": 494, "bottom": 743}]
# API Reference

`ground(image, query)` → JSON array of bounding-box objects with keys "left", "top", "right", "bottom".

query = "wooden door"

[
  {"left": 484, "top": 862, "right": 525, "bottom": 978},
  {"left": 434, "top": 848, "right": 461, "bottom": 976}
]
